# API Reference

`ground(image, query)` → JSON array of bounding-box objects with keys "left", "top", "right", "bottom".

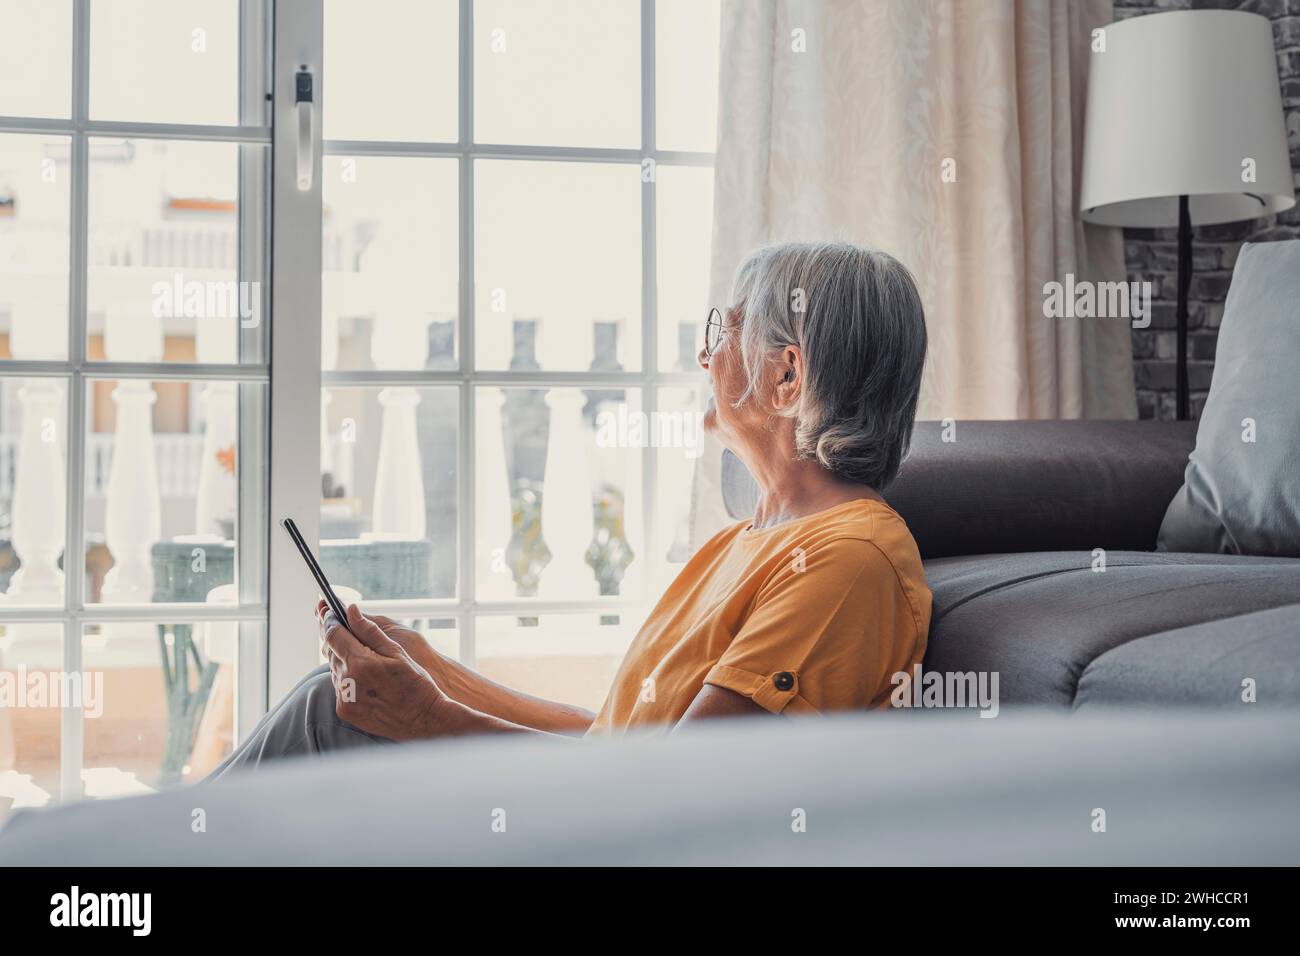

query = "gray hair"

[{"left": 729, "top": 241, "right": 927, "bottom": 489}]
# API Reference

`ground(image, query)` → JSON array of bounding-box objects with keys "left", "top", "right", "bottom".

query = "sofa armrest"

[{"left": 721, "top": 420, "right": 1198, "bottom": 558}]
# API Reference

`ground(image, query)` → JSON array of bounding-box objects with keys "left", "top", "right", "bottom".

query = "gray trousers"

[{"left": 207, "top": 664, "right": 391, "bottom": 780}]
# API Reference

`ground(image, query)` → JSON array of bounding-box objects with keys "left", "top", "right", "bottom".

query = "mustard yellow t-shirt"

[{"left": 587, "top": 498, "right": 931, "bottom": 734}]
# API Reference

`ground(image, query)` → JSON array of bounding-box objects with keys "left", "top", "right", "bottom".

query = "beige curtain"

[{"left": 692, "top": 0, "right": 1136, "bottom": 544}]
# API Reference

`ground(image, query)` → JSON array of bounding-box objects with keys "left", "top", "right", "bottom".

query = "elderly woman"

[{"left": 213, "top": 241, "right": 930, "bottom": 771}]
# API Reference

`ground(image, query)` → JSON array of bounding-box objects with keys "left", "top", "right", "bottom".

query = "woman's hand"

[
  {"left": 319, "top": 603, "right": 447, "bottom": 742},
  {"left": 314, "top": 600, "right": 595, "bottom": 739},
  {"left": 316, "top": 600, "right": 444, "bottom": 678}
]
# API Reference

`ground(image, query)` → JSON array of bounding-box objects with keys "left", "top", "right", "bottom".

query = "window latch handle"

[{"left": 294, "top": 67, "right": 314, "bottom": 191}]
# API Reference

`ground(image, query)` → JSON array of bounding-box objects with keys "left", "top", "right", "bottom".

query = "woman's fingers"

[
  {"left": 318, "top": 604, "right": 336, "bottom": 664},
  {"left": 319, "top": 604, "right": 335, "bottom": 654},
  {"left": 344, "top": 604, "right": 402, "bottom": 656},
  {"left": 323, "top": 613, "right": 367, "bottom": 662},
  {"left": 318, "top": 602, "right": 401, "bottom": 649},
  {"left": 317, "top": 604, "right": 336, "bottom": 639}
]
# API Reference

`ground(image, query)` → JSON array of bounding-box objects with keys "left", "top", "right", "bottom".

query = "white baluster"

[
  {"left": 100, "top": 309, "right": 163, "bottom": 621},
  {"left": 369, "top": 388, "right": 424, "bottom": 539},
  {"left": 192, "top": 316, "right": 237, "bottom": 539},
  {"left": 6, "top": 381, "right": 67, "bottom": 607},
  {"left": 363, "top": 237, "right": 427, "bottom": 541},
  {"left": 540, "top": 390, "right": 595, "bottom": 598},
  {"left": 320, "top": 309, "right": 339, "bottom": 480},
  {"left": 102, "top": 381, "right": 161, "bottom": 603},
  {"left": 606, "top": 401, "right": 644, "bottom": 596},
  {"left": 190, "top": 384, "right": 236, "bottom": 537},
  {"left": 0, "top": 299, "right": 68, "bottom": 769},
  {"left": 477, "top": 390, "right": 513, "bottom": 600},
  {"left": 3, "top": 295, "right": 67, "bottom": 612}
]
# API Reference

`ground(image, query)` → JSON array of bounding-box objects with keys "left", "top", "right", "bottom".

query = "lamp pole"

[{"left": 1176, "top": 194, "right": 1191, "bottom": 421}]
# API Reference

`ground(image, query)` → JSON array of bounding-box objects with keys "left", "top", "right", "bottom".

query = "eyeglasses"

[{"left": 704, "top": 307, "right": 737, "bottom": 358}]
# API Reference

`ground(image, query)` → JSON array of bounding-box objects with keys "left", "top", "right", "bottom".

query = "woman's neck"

[{"left": 748, "top": 456, "right": 881, "bottom": 530}]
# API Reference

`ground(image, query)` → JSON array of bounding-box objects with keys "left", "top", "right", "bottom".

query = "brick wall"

[{"left": 1111, "top": 0, "right": 1300, "bottom": 419}]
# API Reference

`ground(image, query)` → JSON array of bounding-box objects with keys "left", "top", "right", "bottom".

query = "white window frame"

[
  {"left": 288, "top": 0, "right": 715, "bottom": 687},
  {"left": 0, "top": 1, "right": 717, "bottom": 800},
  {"left": 0, "top": 0, "right": 274, "bottom": 800}
]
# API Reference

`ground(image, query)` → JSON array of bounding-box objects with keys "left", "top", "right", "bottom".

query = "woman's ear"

[{"left": 772, "top": 346, "right": 803, "bottom": 411}]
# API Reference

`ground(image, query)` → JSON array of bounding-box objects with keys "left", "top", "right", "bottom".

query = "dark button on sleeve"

[{"left": 773, "top": 671, "right": 796, "bottom": 692}]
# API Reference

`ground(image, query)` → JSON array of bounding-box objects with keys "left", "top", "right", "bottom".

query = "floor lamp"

[{"left": 1079, "top": 10, "right": 1295, "bottom": 420}]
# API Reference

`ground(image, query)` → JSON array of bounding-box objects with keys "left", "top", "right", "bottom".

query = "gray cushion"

[
  {"left": 1158, "top": 239, "right": 1300, "bottom": 557},
  {"left": 1075, "top": 604, "right": 1300, "bottom": 710},
  {"left": 922, "top": 550, "right": 1300, "bottom": 707}
]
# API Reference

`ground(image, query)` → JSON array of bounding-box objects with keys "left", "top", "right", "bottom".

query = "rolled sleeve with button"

[{"left": 704, "top": 538, "right": 921, "bottom": 715}]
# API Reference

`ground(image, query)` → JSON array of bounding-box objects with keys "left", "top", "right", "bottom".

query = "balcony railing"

[
  {"left": 0, "top": 433, "right": 355, "bottom": 501},
  {"left": 0, "top": 433, "right": 204, "bottom": 499}
]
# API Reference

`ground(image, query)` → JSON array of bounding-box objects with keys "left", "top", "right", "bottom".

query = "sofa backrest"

[{"left": 721, "top": 420, "right": 1198, "bottom": 558}]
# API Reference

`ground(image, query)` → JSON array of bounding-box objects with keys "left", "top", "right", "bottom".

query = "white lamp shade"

[{"left": 1080, "top": 10, "right": 1295, "bottom": 228}]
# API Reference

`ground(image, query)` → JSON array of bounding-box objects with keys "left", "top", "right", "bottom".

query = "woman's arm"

[
  {"left": 415, "top": 643, "right": 596, "bottom": 736},
  {"left": 673, "top": 683, "right": 767, "bottom": 728},
  {"left": 319, "top": 605, "right": 764, "bottom": 741},
  {"left": 319, "top": 603, "right": 595, "bottom": 737}
]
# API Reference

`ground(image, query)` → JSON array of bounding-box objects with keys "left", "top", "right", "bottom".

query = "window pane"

[
  {"left": 0, "top": 624, "right": 61, "bottom": 822},
  {"left": 478, "top": 614, "right": 636, "bottom": 713},
  {"left": 475, "top": 160, "right": 640, "bottom": 371},
  {"left": 0, "top": 0, "right": 72, "bottom": 118},
  {"left": 655, "top": 0, "right": 721, "bottom": 152},
  {"left": 321, "top": 386, "right": 458, "bottom": 601},
  {"left": 651, "top": 386, "right": 704, "bottom": 593},
  {"left": 655, "top": 164, "right": 713, "bottom": 371},
  {"left": 322, "top": 156, "right": 458, "bottom": 371},
  {"left": 476, "top": 386, "right": 643, "bottom": 603},
  {"left": 0, "top": 133, "right": 71, "bottom": 362},
  {"left": 474, "top": 0, "right": 640, "bottom": 148},
  {"left": 84, "top": 379, "right": 263, "bottom": 605},
  {"left": 324, "top": 0, "right": 458, "bottom": 142},
  {"left": 82, "top": 619, "right": 238, "bottom": 795},
  {"left": 90, "top": 0, "right": 239, "bottom": 125},
  {"left": 87, "top": 138, "right": 263, "bottom": 365},
  {"left": 0, "top": 377, "right": 68, "bottom": 606}
]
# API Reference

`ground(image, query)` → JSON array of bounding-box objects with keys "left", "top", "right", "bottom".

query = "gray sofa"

[
  {"left": 724, "top": 419, "right": 1300, "bottom": 709},
  {"left": 1, "top": 708, "right": 1297, "bottom": 865}
]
